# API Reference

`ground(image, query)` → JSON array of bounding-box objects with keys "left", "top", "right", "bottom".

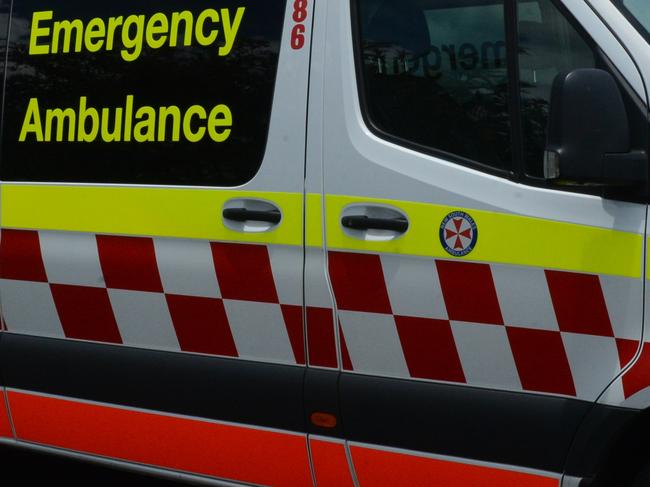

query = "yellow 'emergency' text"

[{"left": 29, "top": 7, "right": 246, "bottom": 62}]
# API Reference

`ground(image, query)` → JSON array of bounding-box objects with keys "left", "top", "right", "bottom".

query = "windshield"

[{"left": 614, "top": 0, "right": 650, "bottom": 42}]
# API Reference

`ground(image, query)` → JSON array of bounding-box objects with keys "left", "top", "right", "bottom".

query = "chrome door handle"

[
  {"left": 341, "top": 215, "right": 408, "bottom": 233},
  {"left": 222, "top": 199, "right": 282, "bottom": 233},
  {"left": 223, "top": 207, "right": 281, "bottom": 224},
  {"left": 340, "top": 205, "right": 409, "bottom": 240}
]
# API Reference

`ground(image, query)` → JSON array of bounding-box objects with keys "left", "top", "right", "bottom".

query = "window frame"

[{"left": 349, "top": 0, "right": 648, "bottom": 201}]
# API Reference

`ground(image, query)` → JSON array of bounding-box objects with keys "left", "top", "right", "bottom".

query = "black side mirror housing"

[{"left": 544, "top": 68, "right": 646, "bottom": 186}]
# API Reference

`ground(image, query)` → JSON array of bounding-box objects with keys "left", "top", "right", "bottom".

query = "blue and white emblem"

[{"left": 439, "top": 211, "right": 478, "bottom": 257}]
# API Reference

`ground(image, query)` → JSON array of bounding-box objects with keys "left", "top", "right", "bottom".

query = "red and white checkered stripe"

[
  {"left": 328, "top": 251, "right": 643, "bottom": 404},
  {"left": 2, "top": 229, "right": 647, "bottom": 405},
  {"left": 610, "top": 290, "right": 650, "bottom": 406},
  {"left": 0, "top": 229, "right": 313, "bottom": 366}
]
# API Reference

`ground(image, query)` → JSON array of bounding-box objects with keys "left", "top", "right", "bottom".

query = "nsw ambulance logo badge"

[{"left": 440, "top": 211, "right": 478, "bottom": 257}]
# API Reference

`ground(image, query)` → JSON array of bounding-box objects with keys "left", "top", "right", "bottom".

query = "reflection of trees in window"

[
  {"left": 517, "top": 0, "right": 598, "bottom": 177},
  {"left": 520, "top": 82, "right": 550, "bottom": 178},
  {"left": 361, "top": 37, "right": 511, "bottom": 170},
  {"left": 358, "top": 0, "right": 512, "bottom": 171}
]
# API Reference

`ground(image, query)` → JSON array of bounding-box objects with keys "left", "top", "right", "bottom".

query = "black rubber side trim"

[
  {"left": 1, "top": 333, "right": 640, "bottom": 475},
  {"left": 340, "top": 372, "right": 610, "bottom": 473},
  {"left": 304, "top": 367, "right": 343, "bottom": 438},
  {"left": 0, "top": 332, "right": 5, "bottom": 386},
  {"left": 565, "top": 402, "right": 643, "bottom": 482},
  {"left": 0, "top": 333, "right": 306, "bottom": 433}
]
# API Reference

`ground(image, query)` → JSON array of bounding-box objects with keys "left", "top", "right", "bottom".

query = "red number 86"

[{"left": 291, "top": 0, "right": 308, "bottom": 50}]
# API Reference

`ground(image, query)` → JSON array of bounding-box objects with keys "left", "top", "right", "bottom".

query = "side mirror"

[{"left": 544, "top": 68, "right": 646, "bottom": 186}]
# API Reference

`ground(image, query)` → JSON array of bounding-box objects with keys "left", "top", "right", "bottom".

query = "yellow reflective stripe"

[
  {"left": 325, "top": 195, "right": 643, "bottom": 278},
  {"left": 306, "top": 193, "right": 324, "bottom": 248},
  {"left": 647, "top": 236, "right": 650, "bottom": 281},
  {"left": 2, "top": 186, "right": 642, "bottom": 278},
  {"left": 1, "top": 184, "right": 303, "bottom": 246}
]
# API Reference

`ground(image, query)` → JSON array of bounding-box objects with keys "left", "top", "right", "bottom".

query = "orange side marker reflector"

[{"left": 311, "top": 412, "right": 337, "bottom": 428}]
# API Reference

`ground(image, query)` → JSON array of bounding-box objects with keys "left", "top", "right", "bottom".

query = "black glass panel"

[
  {"left": 518, "top": 0, "right": 596, "bottom": 178},
  {"left": 2, "top": 0, "right": 287, "bottom": 185},
  {"left": 357, "top": 0, "right": 512, "bottom": 171}
]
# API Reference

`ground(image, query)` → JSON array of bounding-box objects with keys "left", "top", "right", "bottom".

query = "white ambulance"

[{"left": 0, "top": 0, "right": 649, "bottom": 486}]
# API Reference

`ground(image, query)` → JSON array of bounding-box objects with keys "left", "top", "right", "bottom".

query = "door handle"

[
  {"left": 341, "top": 215, "right": 408, "bottom": 233},
  {"left": 222, "top": 199, "right": 282, "bottom": 233},
  {"left": 223, "top": 207, "right": 281, "bottom": 224}
]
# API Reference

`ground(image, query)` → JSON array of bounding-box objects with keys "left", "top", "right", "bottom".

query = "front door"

[{"left": 317, "top": 0, "right": 648, "bottom": 484}]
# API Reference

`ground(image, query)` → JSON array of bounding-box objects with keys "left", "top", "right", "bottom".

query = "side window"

[
  {"left": 615, "top": 0, "right": 650, "bottom": 41},
  {"left": 0, "top": 1, "right": 9, "bottom": 113},
  {"left": 518, "top": 0, "right": 597, "bottom": 177},
  {"left": 357, "top": 0, "right": 512, "bottom": 171},
  {"left": 355, "top": 0, "right": 645, "bottom": 186},
  {"left": 2, "top": 0, "right": 287, "bottom": 186}
]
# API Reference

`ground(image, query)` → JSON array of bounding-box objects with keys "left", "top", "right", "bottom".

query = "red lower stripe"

[
  {"left": 0, "top": 391, "right": 12, "bottom": 438},
  {"left": 350, "top": 445, "right": 559, "bottom": 487},
  {"left": 8, "top": 391, "right": 313, "bottom": 486},
  {"left": 309, "top": 438, "right": 355, "bottom": 487}
]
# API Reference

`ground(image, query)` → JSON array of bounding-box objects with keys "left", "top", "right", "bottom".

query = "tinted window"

[
  {"left": 518, "top": 0, "right": 597, "bottom": 177},
  {"left": 355, "top": 0, "right": 646, "bottom": 186},
  {"left": 0, "top": 1, "right": 9, "bottom": 102},
  {"left": 615, "top": 0, "right": 650, "bottom": 42},
  {"left": 2, "top": 0, "right": 287, "bottom": 186},
  {"left": 357, "top": 0, "right": 512, "bottom": 171}
]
